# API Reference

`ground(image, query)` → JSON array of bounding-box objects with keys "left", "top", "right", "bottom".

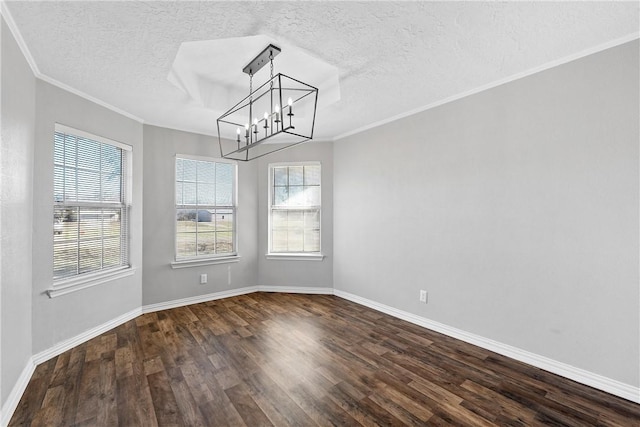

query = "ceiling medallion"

[{"left": 217, "top": 44, "right": 319, "bottom": 161}]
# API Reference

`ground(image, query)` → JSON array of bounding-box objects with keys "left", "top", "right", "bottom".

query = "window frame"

[
  {"left": 267, "top": 161, "right": 324, "bottom": 260},
  {"left": 48, "top": 124, "right": 134, "bottom": 298},
  {"left": 172, "top": 154, "right": 239, "bottom": 268}
]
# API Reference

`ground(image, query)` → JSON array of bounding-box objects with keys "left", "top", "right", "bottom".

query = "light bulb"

[
  {"left": 287, "top": 97, "right": 293, "bottom": 107},
  {"left": 274, "top": 104, "right": 280, "bottom": 113},
  {"left": 236, "top": 127, "right": 240, "bottom": 135},
  {"left": 264, "top": 112, "right": 269, "bottom": 120},
  {"left": 253, "top": 118, "right": 258, "bottom": 125}
]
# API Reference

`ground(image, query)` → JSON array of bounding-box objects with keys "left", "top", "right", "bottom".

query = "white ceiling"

[{"left": 4, "top": 1, "right": 639, "bottom": 141}]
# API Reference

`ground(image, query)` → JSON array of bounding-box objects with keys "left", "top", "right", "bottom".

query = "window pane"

[
  {"left": 216, "top": 210, "right": 233, "bottom": 232},
  {"left": 198, "top": 161, "right": 216, "bottom": 183},
  {"left": 64, "top": 135, "right": 77, "bottom": 167},
  {"left": 183, "top": 159, "right": 197, "bottom": 181},
  {"left": 304, "top": 186, "right": 320, "bottom": 206},
  {"left": 216, "top": 162, "right": 233, "bottom": 206},
  {"left": 272, "top": 230, "right": 288, "bottom": 252},
  {"left": 216, "top": 163, "right": 234, "bottom": 206},
  {"left": 197, "top": 210, "right": 215, "bottom": 231},
  {"left": 304, "top": 165, "right": 321, "bottom": 185},
  {"left": 175, "top": 182, "right": 183, "bottom": 205},
  {"left": 77, "top": 170, "right": 101, "bottom": 201},
  {"left": 54, "top": 240, "right": 78, "bottom": 278},
  {"left": 198, "top": 232, "right": 216, "bottom": 255},
  {"left": 274, "top": 167, "right": 288, "bottom": 186},
  {"left": 103, "top": 237, "right": 121, "bottom": 268},
  {"left": 288, "top": 211, "right": 304, "bottom": 228},
  {"left": 79, "top": 239, "right": 102, "bottom": 274},
  {"left": 183, "top": 182, "right": 196, "bottom": 204},
  {"left": 288, "top": 186, "right": 304, "bottom": 206},
  {"left": 197, "top": 183, "right": 215, "bottom": 205},
  {"left": 102, "top": 144, "right": 121, "bottom": 175},
  {"left": 103, "top": 209, "right": 121, "bottom": 238},
  {"left": 288, "top": 228, "right": 304, "bottom": 252},
  {"left": 304, "top": 229, "right": 320, "bottom": 252},
  {"left": 54, "top": 207, "right": 75, "bottom": 240},
  {"left": 176, "top": 158, "right": 184, "bottom": 181},
  {"left": 304, "top": 210, "right": 320, "bottom": 229},
  {"left": 102, "top": 173, "right": 121, "bottom": 202},
  {"left": 217, "top": 232, "right": 233, "bottom": 253},
  {"left": 177, "top": 232, "right": 196, "bottom": 258},
  {"left": 54, "top": 133, "right": 65, "bottom": 166},
  {"left": 177, "top": 209, "right": 196, "bottom": 232},
  {"left": 64, "top": 167, "right": 77, "bottom": 201},
  {"left": 77, "top": 137, "right": 100, "bottom": 172},
  {"left": 272, "top": 210, "right": 287, "bottom": 229},
  {"left": 289, "top": 166, "right": 303, "bottom": 186},
  {"left": 274, "top": 186, "right": 288, "bottom": 206},
  {"left": 54, "top": 166, "right": 64, "bottom": 202},
  {"left": 79, "top": 209, "right": 102, "bottom": 240}
]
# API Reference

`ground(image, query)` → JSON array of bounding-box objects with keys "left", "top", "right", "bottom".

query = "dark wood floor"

[{"left": 9, "top": 293, "right": 640, "bottom": 426}]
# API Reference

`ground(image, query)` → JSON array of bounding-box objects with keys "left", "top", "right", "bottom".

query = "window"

[
  {"left": 175, "top": 156, "right": 236, "bottom": 260},
  {"left": 268, "top": 162, "right": 321, "bottom": 255},
  {"left": 53, "top": 125, "right": 131, "bottom": 280}
]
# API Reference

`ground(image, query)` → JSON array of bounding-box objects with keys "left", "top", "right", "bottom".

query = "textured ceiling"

[{"left": 4, "top": 1, "right": 639, "bottom": 140}]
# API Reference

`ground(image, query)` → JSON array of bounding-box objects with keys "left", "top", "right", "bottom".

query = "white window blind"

[
  {"left": 269, "top": 163, "right": 321, "bottom": 254},
  {"left": 53, "top": 125, "right": 131, "bottom": 280},
  {"left": 175, "top": 156, "right": 237, "bottom": 259}
]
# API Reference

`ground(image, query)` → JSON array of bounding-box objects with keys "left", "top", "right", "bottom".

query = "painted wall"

[
  {"left": 1, "top": 17, "right": 34, "bottom": 408},
  {"left": 257, "top": 141, "right": 334, "bottom": 289},
  {"left": 333, "top": 40, "right": 639, "bottom": 386},
  {"left": 31, "top": 81, "right": 144, "bottom": 354},
  {"left": 141, "top": 125, "right": 258, "bottom": 305}
]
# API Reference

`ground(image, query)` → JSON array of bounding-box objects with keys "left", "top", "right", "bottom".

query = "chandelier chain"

[{"left": 269, "top": 52, "right": 274, "bottom": 90}]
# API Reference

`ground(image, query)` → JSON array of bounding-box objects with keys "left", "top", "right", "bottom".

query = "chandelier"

[{"left": 217, "top": 44, "right": 319, "bottom": 161}]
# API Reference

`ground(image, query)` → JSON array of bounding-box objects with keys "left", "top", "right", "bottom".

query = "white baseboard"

[
  {"left": 1, "top": 358, "right": 36, "bottom": 427},
  {"left": 333, "top": 289, "right": 640, "bottom": 404},
  {"left": 31, "top": 307, "right": 142, "bottom": 366},
  {"left": 142, "top": 286, "right": 259, "bottom": 314},
  {"left": 257, "top": 285, "right": 333, "bottom": 294}
]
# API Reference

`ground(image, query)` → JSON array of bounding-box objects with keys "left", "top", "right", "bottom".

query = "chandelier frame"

[{"left": 216, "top": 45, "right": 319, "bottom": 161}]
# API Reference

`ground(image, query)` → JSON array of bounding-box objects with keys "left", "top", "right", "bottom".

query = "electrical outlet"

[
  {"left": 419, "top": 290, "right": 427, "bottom": 303},
  {"left": 200, "top": 273, "right": 207, "bottom": 284}
]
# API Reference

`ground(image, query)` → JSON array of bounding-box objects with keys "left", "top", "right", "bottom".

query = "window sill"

[
  {"left": 47, "top": 267, "right": 136, "bottom": 298},
  {"left": 171, "top": 255, "right": 241, "bottom": 269},
  {"left": 265, "top": 253, "right": 325, "bottom": 261}
]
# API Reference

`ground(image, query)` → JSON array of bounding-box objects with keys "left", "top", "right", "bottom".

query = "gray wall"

[
  {"left": 334, "top": 40, "right": 639, "bottom": 386},
  {"left": 1, "top": 17, "right": 34, "bottom": 407},
  {"left": 257, "top": 141, "right": 334, "bottom": 289},
  {"left": 31, "top": 81, "right": 144, "bottom": 354},
  {"left": 142, "top": 125, "right": 258, "bottom": 305}
]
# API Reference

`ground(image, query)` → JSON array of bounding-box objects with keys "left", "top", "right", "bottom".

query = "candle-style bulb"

[
  {"left": 253, "top": 118, "right": 258, "bottom": 125},
  {"left": 287, "top": 97, "right": 293, "bottom": 107},
  {"left": 236, "top": 127, "right": 240, "bottom": 135},
  {"left": 236, "top": 127, "right": 240, "bottom": 142},
  {"left": 275, "top": 104, "right": 280, "bottom": 113},
  {"left": 264, "top": 112, "right": 269, "bottom": 120}
]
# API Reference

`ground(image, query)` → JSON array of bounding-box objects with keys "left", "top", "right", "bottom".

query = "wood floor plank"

[
  {"left": 9, "top": 293, "right": 640, "bottom": 426},
  {"left": 225, "top": 382, "right": 273, "bottom": 427}
]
